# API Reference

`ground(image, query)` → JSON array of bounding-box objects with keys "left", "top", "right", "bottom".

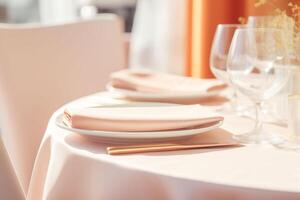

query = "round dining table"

[{"left": 26, "top": 92, "right": 300, "bottom": 200}]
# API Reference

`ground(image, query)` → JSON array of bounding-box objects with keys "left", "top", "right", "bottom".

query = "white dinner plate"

[
  {"left": 55, "top": 103, "right": 223, "bottom": 143},
  {"left": 106, "top": 83, "right": 224, "bottom": 101}
]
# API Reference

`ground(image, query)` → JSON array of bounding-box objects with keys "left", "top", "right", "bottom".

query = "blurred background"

[
  {"left": 0, "top": 0, "right": 297, "bottom": 78},
  {"left": 0, "top": 0, "right": 136, "bottom": 31}
]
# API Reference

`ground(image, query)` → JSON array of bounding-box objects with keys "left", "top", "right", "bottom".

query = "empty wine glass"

[
  {"left": 227, "top": 28, "right": 290, "bottom": 143},
  {"left": 210, "top": 24, "right": 246, "bottom": 113},
  {"left": 247, "top": 16, "right": 276, "bottom": 28},
  {"left": 247, "top": 16, "right": 289, "bottom": 124}
]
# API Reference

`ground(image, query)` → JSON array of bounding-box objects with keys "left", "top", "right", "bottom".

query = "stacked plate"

[
  {"left": 56, "top": 70, "right": 227, "bottom": 143},
  {"left": 106, "top": 83, "right": 222, "bottom": 102},
  {"left": 106, "top": 69, "right": 226, "bottom": 103},
  {"left": 56, "top": 103, "right": 223, "bottom": 144}
]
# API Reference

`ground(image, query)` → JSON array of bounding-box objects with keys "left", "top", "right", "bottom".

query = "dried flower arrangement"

[{"left": 252, "top": 0, "right": 300, "bottom": 62}]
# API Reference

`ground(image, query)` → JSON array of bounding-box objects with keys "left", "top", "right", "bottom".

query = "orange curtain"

[{"left": 186, "top": 0, "right": 296, "bottom": 78}]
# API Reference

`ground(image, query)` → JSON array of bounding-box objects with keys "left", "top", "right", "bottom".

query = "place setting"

[
  {"left": 55, "top": 17, "right": 300, "bottom": 155},
  {"left": 55, "top": 18, "right": 299, "bottom": 154},
  {"left": 107, "top": 69, "right": 228, "bottom": 104},
  {"left": 58, "top": 102, "right": 242, "bottom": 154},
  {"left": 56, "top": 74, "right": 240, "bottom": 154}
]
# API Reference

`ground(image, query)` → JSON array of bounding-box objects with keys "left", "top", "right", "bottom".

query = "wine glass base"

[
  {"left": 233, "top": 132, "right": 285, "bottom": 144},
  {"left": 272, "top": 140, "right": 300, "bottom": 151},
  {"left": 241, "top": 107, "right": 286, "bottom": 126},
  {"left": 216, "top": 102, "right": 248, "bottom": 115}
]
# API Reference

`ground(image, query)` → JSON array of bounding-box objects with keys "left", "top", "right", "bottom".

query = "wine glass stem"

[
  {"left": 254, "top": 102, "right": 263, "bottom": 133},
  {"left": 231, "top": 89, "right": 238, "bottom": 107}
]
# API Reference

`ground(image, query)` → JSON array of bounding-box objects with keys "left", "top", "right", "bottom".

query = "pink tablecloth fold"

[{"left": 64, "top": 105, "right": 223, "bottom": 132}]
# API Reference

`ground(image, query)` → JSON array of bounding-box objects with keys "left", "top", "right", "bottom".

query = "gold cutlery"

[{"left": 107, "top": 142, "right": 242, "bottom": 155}]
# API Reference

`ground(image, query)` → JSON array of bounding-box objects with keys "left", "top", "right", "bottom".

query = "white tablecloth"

[{"left": 27, "top": 93, "right": 300, "bottom": 200}]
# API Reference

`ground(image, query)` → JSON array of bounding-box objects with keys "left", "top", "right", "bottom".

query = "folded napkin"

[
  {"left": 64, "top": 105, "right": 223, "bottom": 132},
  {"left": 110, "top": 69, "right": 226, "bottom": 94}
]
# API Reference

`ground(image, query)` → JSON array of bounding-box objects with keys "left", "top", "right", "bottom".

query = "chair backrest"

[
  {"left": 0, "top": 139, "right": 23, "bottom": 199},
  {"left": 0, "top": 14, "right": 125, "bottom": 195}
]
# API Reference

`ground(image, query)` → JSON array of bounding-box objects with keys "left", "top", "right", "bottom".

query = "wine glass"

[
  {"left": 227, "top": 28, "right": 290, "bottom": 143},
  {"left": 247, "top": 16, "right": 289, "bottom": 124},
  {"left": 247, "top": 16, "right": 276, "bottom": 28},
  {"left": 210, "top": 24, "right": 247, "bottom": 113}
]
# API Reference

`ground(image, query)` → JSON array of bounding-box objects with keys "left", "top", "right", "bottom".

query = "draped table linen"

[{"left": 27, "top": 93, "right": 300, "bottom": 200}]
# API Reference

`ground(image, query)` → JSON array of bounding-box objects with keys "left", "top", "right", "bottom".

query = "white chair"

[
  {"left": 0, "top": 14, "right": 125, "bottom": 198},
  {"left": 0, "top": 139, "right": 23, "bottom": 199}
]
